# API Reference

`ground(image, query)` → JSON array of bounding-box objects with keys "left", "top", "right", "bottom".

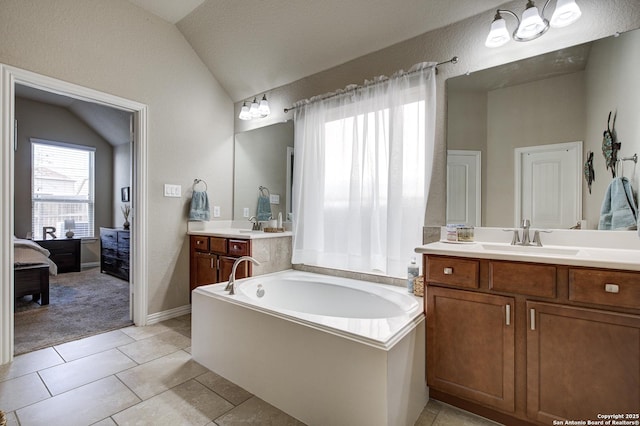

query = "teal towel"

[
  {"left": 257, "top": 195, "right": 272, "bottom": 221},
  {"left": 189, "top": 191, "right": 210, "bottom": 221},
  {"left": 598, "top": 177, "right": 637, "bottom": 230}
]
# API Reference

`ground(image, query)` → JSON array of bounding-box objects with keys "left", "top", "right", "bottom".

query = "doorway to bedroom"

[{"left": 12, "top": 84, "right": 133, "bottom": 355}]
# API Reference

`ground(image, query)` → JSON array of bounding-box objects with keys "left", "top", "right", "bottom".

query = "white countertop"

[
  {"left": 187, "top": 228, "right": 292, "bottom": 240},
  {"left": 415, "top": 227, "right": 640, "bottom": 271}
]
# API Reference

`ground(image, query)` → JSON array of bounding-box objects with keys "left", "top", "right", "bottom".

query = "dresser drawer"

[
  {"left": 569, "top": 268, "right": 640, "bottom": 309},
  {"left": 426, "top": 256, "right": 479, "bottom": 289},
  {"left": 190, "top": 235, "right": 209, "bottom": 252},
  {"left": 228, "top": 239, "right": 250, "bottom": 256},
  {"left": 490, "top": 261, "right": 556, "bottom": 298}
]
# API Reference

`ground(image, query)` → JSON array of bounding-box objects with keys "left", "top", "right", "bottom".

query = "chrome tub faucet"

[{"left": 224, "top": 256, "right": 260, "bottom": 295}]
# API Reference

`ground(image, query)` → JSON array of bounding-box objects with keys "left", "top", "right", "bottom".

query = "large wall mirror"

[
  {"left": 447, "top": 28, "right": 640, "bottom": 230},
  {"left": 233, "top": 120, "right": 294, "bottom": 222}
]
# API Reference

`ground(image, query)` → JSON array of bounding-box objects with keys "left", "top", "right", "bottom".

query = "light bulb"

[
  {"left": 239, "top": 101, "right": 251, "bottom": 120},
  {"left": 550, "top": 0, "right": 582, "bottom": 28},
  {"left": 258, "top": 95, "right": 270, "bottom": 117},
  {"left": 249, "top": 97, "right": 260, "bottom": 118},
  {"left": 515, "top": 3, "right": 549, "bottom": 41},
  {"left": 485, "top": 15, "right": 510, "bottom": 48}
]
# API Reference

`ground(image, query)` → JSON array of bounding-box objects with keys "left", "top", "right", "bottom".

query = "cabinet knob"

[
  {"left": 604, "top": 283, "right": 619, "bottom": 293},
  {"left": 443, "top": 267, "right": 453, "bottom": 275},
  {"left": 196, "top": 241, "right": 202, "bottom": 245}
]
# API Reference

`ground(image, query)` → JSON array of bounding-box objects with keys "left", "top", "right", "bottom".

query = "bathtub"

[{"left": 192, "top": 269, "right": 427, "bottom": 426}]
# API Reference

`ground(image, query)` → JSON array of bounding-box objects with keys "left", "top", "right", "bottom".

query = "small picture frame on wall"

[{"left": 121, "top": 186, "right": 130, "bottom": 202}]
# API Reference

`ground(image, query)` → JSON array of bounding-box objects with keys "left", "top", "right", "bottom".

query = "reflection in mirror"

[
  {"left": 233, "top": 121, "right": 294, "bottom": 221},
  {"left": 447, "top": 28, "right": 640, "bottom": 230}
]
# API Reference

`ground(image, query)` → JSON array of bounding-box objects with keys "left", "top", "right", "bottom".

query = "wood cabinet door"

[
  {"left": 219, "top": 256, "right": 250, "bottom": 284},
  {"left": 192, "top": 252, "right": 218, "bottom": 290},
  {"left": 427, "top": 286, "right": 515, "bottom": 412},
  {"left": 527, "top": 301, "right": 640, "bottom": 423}
]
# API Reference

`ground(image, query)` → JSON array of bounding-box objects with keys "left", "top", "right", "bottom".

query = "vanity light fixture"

[
  {"left": 485, "top": 0, "right": 582, "bottom": 48},
  {"left": 239, "top": 94, "right": 271, "bottom": 120}
]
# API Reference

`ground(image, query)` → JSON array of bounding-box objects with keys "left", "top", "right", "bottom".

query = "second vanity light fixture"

[
  {"left": 239, "top": 94, "right": 271, "bottom": 120},
  {"left": 485, "top": 0, "right": 582, "bottom": 48}
]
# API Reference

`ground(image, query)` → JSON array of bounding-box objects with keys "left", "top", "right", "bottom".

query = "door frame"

[
  {"left": 1, "top": 64, "right": 149, "bottom": 364},
  {"left": 514, "top": 141, "right": 582, "bottom": 228}
]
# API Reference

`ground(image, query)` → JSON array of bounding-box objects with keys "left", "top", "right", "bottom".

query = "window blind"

[{"left": 31, "top": 139, "right": 95, "bottom": 239}]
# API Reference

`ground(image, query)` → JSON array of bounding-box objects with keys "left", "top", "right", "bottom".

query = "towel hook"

[
  {"left": 193, "top": 179, "right": 208, "bottom": 191},
  {"left": 259, "top": 185, "right": 270, "bottom": 197}
]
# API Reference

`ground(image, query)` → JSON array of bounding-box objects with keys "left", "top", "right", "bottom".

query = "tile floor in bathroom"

[{"left": 0, "top": 314, "right": 500, "bottom": 426}]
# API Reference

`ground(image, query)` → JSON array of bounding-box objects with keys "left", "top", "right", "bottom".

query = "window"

[
  {"left": 31, "top": 139, "right": 95, "bottom": 239},
  {"left": 292, "top": 64, "right": 436, "bottom": 278}
]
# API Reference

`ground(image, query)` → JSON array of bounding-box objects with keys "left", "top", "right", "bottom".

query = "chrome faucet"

[
  {"left": 224, "top": 256, "right": 260, "bottom": 295},
  {"left": 520, "top": 219, "right": 531, "bottom": 246},
  {"left": 505, "top": 219, "right": 552, "bottom": 246},
  {"left": 248, "top": 216, "right": 260, "bottom": 231}
]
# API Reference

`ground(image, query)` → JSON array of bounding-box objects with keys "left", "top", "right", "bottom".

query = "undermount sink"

[
  {"left": 238, "top": 229, "right": 263, "bottom": 234},
  {"left": 480, "top": 243, "right": 580, "bottom": 256}
]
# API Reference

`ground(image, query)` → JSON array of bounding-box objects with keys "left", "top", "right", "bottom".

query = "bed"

[{"left": 14, "top": 237, "right": 57, "bottom": 305}]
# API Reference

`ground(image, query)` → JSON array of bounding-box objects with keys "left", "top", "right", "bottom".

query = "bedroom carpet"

[{"left": 13, "top": 267, "right": 131, "bottom": 355}]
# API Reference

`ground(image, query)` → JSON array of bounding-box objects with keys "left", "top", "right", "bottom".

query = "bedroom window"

[{"left": 31, "top": 139, "right": 95, "bottom": 240}]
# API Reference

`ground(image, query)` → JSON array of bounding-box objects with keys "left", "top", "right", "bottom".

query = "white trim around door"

[{"left": 0, "top": 64, "right": 149, "bottom": 364}]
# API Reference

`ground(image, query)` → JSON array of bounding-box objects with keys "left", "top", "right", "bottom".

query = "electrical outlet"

[
  {"left": 213, "top": 206, "right": 221, "bottom": 217},
  {"left": 164, "top": 184, "right": 181, "bottom": 197},
  {"left": 243, "top": 207, "right": 250, "bottom": 218},
  {"left": 270, "top": 194, "right": 280, "bottom": 204}
]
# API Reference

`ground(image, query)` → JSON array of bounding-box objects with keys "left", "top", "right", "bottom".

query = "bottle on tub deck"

[{"left": 407, "top": 257, "right": 419, "bottom": 294}]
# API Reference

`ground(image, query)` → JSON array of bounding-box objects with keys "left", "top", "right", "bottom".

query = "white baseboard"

[
  {"left": 81, "top": 262, "right": 100, "bottom": 269},
  {"left": 146, "top": 304, "right": 191, "bottom": 325}
]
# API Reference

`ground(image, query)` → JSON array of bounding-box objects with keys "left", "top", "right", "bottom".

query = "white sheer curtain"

[{"left": 291, "top": 63, "right": 436, "bottom": 278}]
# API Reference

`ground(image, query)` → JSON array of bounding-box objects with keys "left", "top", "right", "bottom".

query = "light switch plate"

[
  {"left": 164, "top": 184, "right": 181, "bottom": 197},
  {"left": 243, "top": 207, "right": 250, "bottom": 218},
  {"left": 270, "top": 194, "right": 280, "bottom": 204},
  {"left": 213, "top": 206, "right": 221, "bottom": 217}
]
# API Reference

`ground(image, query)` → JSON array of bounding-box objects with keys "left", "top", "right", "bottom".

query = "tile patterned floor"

[{"left": 0, "top": 314, "right": 500, "bottom": 425}]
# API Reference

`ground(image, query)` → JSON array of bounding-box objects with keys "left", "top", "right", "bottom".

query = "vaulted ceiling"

[{"left": 128, "top": 0, "right": 507, "bottom": 102}]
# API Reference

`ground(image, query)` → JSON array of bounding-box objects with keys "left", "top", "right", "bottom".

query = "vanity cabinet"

[
  {"left": 526, "top": 301, "right": 640, "bottom": 424},
  {"left": 189, "top": 235, "right": 251, "bottom": 292},
  {"left": 426, "top": 286, "right": 515, "bottom": 413},
  {"left": 424, "top": 255, "right": 640, "bottom": 426}
]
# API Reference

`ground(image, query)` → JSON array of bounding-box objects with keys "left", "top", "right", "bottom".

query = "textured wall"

[
  {"left": 0, "top": 0, "right": 234, "bottom": 315},
  {"left": 234, "top": 0, "right": 640, "bottom": 230}
]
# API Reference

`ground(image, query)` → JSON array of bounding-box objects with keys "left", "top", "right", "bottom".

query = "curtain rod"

[{"left": 283, "top": 56, "right": 458, "bottom": 113}]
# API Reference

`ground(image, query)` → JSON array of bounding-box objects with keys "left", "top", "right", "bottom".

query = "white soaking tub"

[{"left": 192, "top": 269, "right": 427, "bottom": 426}]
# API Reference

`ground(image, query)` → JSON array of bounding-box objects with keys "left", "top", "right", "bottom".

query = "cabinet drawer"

[
  {"left": 426, "top": 257, "right": 479, "bottom": 289},
  {"left": 569, "top": 268, "right": 640, "bottom": 309},
  {"left": 190, "top": 235, "right": 209, "bottom": 252},
  {"left": 228, "top": 239, "right": 250, "bottom": 256},
  {"left": 101, "top": 229, "right": 117, "bottom": 244},
  {"left": 490, "top": 261, "right": 556, "bottom": 298},
  {"left": 117, "top": 231, "right": 130, "bottom": 245},
  {"left": 209, "top": 237, "right": 227, "bottom": 254}
]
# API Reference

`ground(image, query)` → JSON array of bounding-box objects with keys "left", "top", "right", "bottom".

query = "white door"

[
  {"left": 447, "top": 150, "right": 481, "bottom": 226},
  {"left": 515, "top": 142, "right": 582, "bottom": 229}
]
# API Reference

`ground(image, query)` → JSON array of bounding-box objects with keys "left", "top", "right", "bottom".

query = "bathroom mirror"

[
  {"left": 233, "top": 120, "right": 294, "bottom": 222},
  {"left": 446, "top": 28, "right": 640, "bottom": 230}
]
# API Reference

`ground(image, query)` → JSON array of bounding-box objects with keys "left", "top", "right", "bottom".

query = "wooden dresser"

[
  {"left": 100, "top": 227, "right": 130, "bottom": 281},
  {"left": 36, "top": 238, "right": 81, "bottom": 273},
  {"left": 423, "top": 254, "right": 640, "bottom": 426}
]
